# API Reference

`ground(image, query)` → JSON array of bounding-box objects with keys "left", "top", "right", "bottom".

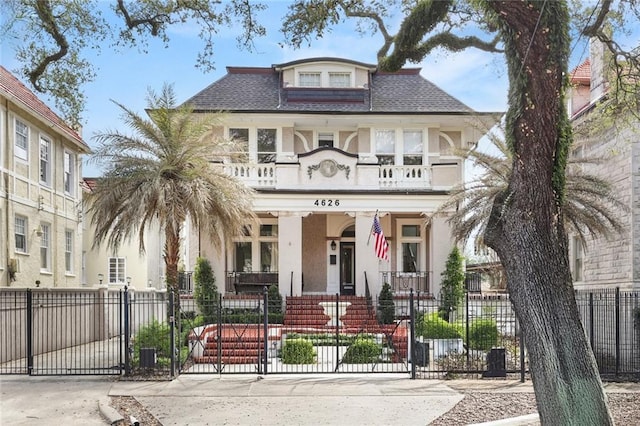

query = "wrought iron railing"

[{"left": 380, "top": 271, "right": 430, "bottom": 294}]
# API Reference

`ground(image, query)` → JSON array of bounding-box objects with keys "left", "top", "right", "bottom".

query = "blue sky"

[{"left": 2, "top": 1, "right": 607, "bottom": 177}]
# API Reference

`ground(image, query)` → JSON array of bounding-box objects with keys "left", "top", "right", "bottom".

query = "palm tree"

[
  {"left": 87, "top": 84, "right": 255, "bottom": 298},
  {"left": 439, "top": 124, "right": 626, "bottom": 250}
]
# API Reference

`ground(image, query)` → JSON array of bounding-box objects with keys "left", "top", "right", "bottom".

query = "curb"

[
  {"left": 468, "top": 413, "right": 539, "bottom": 426},
  {"left": 98, "top": 397, "right": 124, "bottom": 425}
]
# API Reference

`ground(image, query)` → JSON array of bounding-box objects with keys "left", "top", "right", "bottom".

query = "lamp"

[
  {"left": 98, "top": 273, "right": 103, "bottom": 285},
  {"left": 34, "top": 226, "right": 43, "bottom": 237},
  {"left": 126, "top": 276, "right": 131, "bottom": 286},
  {"left": 330, "top": 240, "right": 337, "bottom": 251}
]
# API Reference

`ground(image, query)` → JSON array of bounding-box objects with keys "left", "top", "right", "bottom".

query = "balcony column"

[
  {"left": 355, "top": 211, "right": 383, "bottom": 297},
  {"left": 277, "top": 212, "right": 306, "bottom": 296}
]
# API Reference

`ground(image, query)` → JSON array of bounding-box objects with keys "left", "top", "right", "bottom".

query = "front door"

[{"left": 340, "top": 242, "right": 355, "bottom": 295}]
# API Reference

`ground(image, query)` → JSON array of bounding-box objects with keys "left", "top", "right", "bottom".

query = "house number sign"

[{"left": 314, "top": 199, "right": 340, "bottom": 207}]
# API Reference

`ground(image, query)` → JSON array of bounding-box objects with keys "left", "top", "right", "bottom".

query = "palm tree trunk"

[{"left": 164, "top": 222, "right": 181, "bottom": 310}]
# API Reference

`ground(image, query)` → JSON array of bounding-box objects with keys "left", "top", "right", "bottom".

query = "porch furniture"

[{"left": 233, "top": 272, "right": 278, "bottom": 294}]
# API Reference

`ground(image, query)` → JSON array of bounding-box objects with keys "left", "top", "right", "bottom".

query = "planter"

[{"left": 427, "top": 338, "right": 464, "bottom": 359}]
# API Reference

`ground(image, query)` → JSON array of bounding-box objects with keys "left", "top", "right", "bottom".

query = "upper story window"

[
  {"left": 64, "top": 151, "right": 76, "bottom": 196},
  {"left": 403, "top": 130, "right": 423, "bottom": 165},
  {"left": 329, "top": 72, "right": 351, "bottom": 87},
  {"left": 375, "top": 129, "right": 395, "bottom": 165},
  {"left": 318, "top": 132, "right": 334, "bottom": 148},
  {"left": 257, "top": 128, "right": 276, "bottom": 163},
  {"left": 40, "top": 223, "right": 51, "bottom": 272},
  {"left": 40, "top": 137, "right": 51, "bottom": 186},
  {"left": 229, "top": 128, "right": 249, "bottom": 161},
  {"left": 15, "top": 119, "right": 29, "bottom": 160},
  {"left": 15, "top": 215, "right": 27, "bottom": 253},
  {"left": 65, "top": 229, "right": 74, "bottom": 274},
  {"left": 299, "top": 72, "right": 321, "bottom": 87}
]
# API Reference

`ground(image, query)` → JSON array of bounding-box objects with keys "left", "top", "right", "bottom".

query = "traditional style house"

[
  {"left": 0, "top": 66, "right": 90, "bottom": 287},
  {"left": 568, "top": 42, "right": 640, "bottom": 291},
  {"left": 179, "top": 58, "right": 498, "bottom": 299}
]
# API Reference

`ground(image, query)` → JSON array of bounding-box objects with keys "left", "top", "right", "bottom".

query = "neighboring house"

[
  {"left": 568, "top": 42, "right": 640, "bottom": 291},
  {"left": 0, "top": 66, "right": 90, "bottom": 287},
  {"left": 81, "top": 177, "right": 166, "bottom": 290},
  {"left": 179, "top": 57, "right": 498, "bottom": 299}
]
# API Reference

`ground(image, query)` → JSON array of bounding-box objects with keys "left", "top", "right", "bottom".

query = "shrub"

[
  {"left": 417, "top": 312, "right": 462, "bottom": 339},
  {"left": 468, "top": 319, "right": 499, "bottom": 350},
  {"left": 132, "top": 320, "right": 172, "bottom": 368},
  {"left": 281, "top": 338, "right": 315, "bottom": 364},
  {"left": 341, "top": 338, "right": 382, "bottom": 363},
  {"left": 439, "top": 247, "right": 465, "bottom": 321},
  {"left": 377, "top": 282, "right": 395, "bottom": 325},
  {"left": 193, "top": 257, "right": 218, "bottom": 324},
  {"left": 268, "top": 284, "right": 283, "bottom": 315}
]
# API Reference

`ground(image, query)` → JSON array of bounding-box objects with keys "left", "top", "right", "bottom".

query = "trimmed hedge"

[
  {"left": 468, "top": 319, "right": 499, "bottom": 350},
  {"left": 341, "top": 338, "right": 382, "bottom": 363},
  {"left": 416, "top": 312, "right": 462, "bottom": 339},
  {"left": 281, "top": 338, "right": 315, "bottom": 364}
]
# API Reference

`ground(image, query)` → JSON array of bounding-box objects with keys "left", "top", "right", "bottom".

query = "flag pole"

[{"left": 367, "top": 209, "right": 379, "bottom": 245}]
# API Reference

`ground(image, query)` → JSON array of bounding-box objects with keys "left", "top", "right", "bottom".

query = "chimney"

[{"left": 589, "top": 38, "right": 609, "bottom": 102}]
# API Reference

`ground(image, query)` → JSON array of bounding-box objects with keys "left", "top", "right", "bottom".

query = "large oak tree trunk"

[{"left": 483, "top": 2, "right": 612, "bottom": 424}]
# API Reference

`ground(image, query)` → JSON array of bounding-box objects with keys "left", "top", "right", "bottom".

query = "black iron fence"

[
  {"left": 2, "top": 286, "right": 639, "bottom": 380},
  {"left": 380, "top": 271, "right": 430, "bottom": 294}
]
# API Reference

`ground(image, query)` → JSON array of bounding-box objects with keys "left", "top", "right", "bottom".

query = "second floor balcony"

[{"left": 219, "top": 149, "right": 460, "bottom": 191}]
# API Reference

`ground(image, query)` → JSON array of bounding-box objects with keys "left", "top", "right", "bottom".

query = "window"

[
  {"left": 229, "top": 128, "right": 249, "bottom": 161},
  {"left": 15, "top": 119, "right": 29, "bottom": 160},
  {"left": 257, "top": 128, "right": 276, "bottom": 163},
  {"left": 329, "top": 72, "right": 351, "bottom": 87},
  {"left": 15, "top": 216, "right": 27, "bottom": 253},
  {"left": 375, "top": 129, "right": 395, "bottom": 165},
  {"left": 299, "top": 72, "right": 321, "bottom": 87},
  {"left": 65, "top": 230, "right": 74, "bottom": 273},
  {"left": 397, "top": 222, "right": 423, "bottom": 273},
  {"left": 40, "top": 223, "right": 50, "bottom": 271},
  {"left": 318, "top": 132, "right": 334, "bottom": 148},
  {"left": 64, "top": 151, "right": 75, "bottom": 195},
  {"left": 403, "top": 130, "right": 423, "bottom": 165},
  {"left": 40, "top": 137, "right": 51, "bottom": 185},
  {"left": 109, "top": 257, "right": 126, "bottom": 283},
  {"left": 572, "top": 237, "right": 583, "bottom": 281},
  {"left": 233, "top": 222, "right": 278, "bottom": 272}
]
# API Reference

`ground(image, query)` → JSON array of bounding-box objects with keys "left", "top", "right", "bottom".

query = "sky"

[{"left": 1, "top": 1, "right": 606, "bottom": 177}]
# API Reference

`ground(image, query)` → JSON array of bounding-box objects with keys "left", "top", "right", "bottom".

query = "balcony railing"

[
  {"left": 218, "top": 162, "right": 434, "bottom": 189},
  {"left": 380, "top": 271, "right": 430, "bottom": 294}
]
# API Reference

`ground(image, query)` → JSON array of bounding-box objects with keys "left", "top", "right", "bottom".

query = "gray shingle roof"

[{"left": 183, "top": 60, "right": 474, "bottom": 114}]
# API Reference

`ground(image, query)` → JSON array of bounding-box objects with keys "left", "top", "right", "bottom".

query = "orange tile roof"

[
  {"left": 0, "top": 65, "right": 90, "bottom": 152},
  {"left": 570, "top": 59, "right": 591, "bottom": 84}
]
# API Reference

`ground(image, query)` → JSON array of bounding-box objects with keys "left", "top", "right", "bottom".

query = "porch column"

[
  {"left": 355, "top": 211, "right": 382, "bottom": 297},
  {"left": 430, "top": 215, "right": 454, "bottom": 298},
  {"left": 278, "top": 212, "right": 304, "bottom": 296}
]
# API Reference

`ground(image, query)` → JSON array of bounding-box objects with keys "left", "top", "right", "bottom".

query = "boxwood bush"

[
  {"left": 341, "top": 338, "right": 382, "bottom": 363},
  {"left": 281, "top": 338, "right": 315, "bottom": 364},
  {"left": 416, "top": 312, "right": 462, "bottom": 339},
  {"left": 468, "top": 319, "right": 499, "bottom": 350}
]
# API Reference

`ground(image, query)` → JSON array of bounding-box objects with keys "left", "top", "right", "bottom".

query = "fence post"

[
  {"left": 262, "top": 286, "right": 269, "bottom": 375},
  {"left": 410, "top": 289, "right": 416, "bottom": 380},
  {"left": 217, "top": 294, "right": 222, "bottom": 373},
  {"left": 518, "top": 315, "right": 525, "bottom": 383},
  {"left": 615, "top": 287, "right": 620, "bottom": 377},
  {"left": 589, "top": 292, "right": 594, "bottom": 350},
  {"left": 169, "top": 291, "right": 176, "bottom": 379},
  {"left": 465, "top": 290, "right": 470, "bottom": 372},
  {"left": 124, "top": 287, "right": 131, "bottom": 376},
  {"left": 26, "top": 289, "right": 33, "bottom": 376}
]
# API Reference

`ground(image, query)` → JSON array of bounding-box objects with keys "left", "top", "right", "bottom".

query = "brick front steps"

[{"left": 188, "top": 295, "right": 409, "bottom": 364}]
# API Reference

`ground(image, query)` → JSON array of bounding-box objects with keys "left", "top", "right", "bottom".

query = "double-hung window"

[
  {"left": 109, "top": 257, "right": 126, "bottom": 283},
  {"left": 15, "top": 216, "right": 27, "bottom": 253},
  {"left": 257, "top": 128, "right": 276, "bottom": 163},
  {"left": 40, "top": 137, "right": 51, "bottom": 185},
  {"left": 15, "top": 119, "right": 29, "bottom": 160},
  {"left": 299, "top": 72, "right": 321, "bottom": 87},
  {"left": 229, "top": 128, "right": 249, "bottom": 161},
  {"left": 403, "top": 130, "right": 423, "bottom": 165},
  {"left": 329, "top": 72, "right": 351, "bottom": 87},
  {"left": 40, "top": 223, "right": 51, "bottom": 271},
  {"left": 64, "top": 151, "right": 75, "bottom": 195},
  {"left": 375, "top": 129, "right": 395, "bottom": 165},
  {"left": 65, "top": 230, "right": 74, "bottom": 273}
]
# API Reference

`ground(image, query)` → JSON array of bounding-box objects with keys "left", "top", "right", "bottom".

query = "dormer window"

[
  {"left": 318, "top": 132, "right": 334, "bottom": 148},
  {"left": 329, "top": 72, "right": 351, "bottom": 88},
  {"left": 299, "top": 72, "right": 321, "bottom": 87}
]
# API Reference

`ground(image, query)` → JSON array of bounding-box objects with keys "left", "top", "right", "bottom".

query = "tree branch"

[{"left": 29, "top": 0, "right": 69, "bottom": 91}]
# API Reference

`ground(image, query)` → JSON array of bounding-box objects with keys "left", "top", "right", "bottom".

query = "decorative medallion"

[{"left": 308, "top": 159, "right": 350, "bottom": 179}]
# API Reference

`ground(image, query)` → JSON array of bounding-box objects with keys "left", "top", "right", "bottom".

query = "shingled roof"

[
  {"left": 0, "top": 66, "right": 89, "bottom": 152},
  {"left": 183, "top": 58, "right": 474, "bottom": 114}
]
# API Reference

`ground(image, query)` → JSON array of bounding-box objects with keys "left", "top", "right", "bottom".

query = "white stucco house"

[{"left": 177, "top": 57, "right": 499, "bottom": 299}]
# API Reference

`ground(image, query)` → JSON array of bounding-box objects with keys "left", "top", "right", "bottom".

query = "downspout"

[
  {"left": 4, "top": 98, "right": 11, "bottom": 286},
  {"left": 368, "top": 70, "right": 373, "bottom": 112}
]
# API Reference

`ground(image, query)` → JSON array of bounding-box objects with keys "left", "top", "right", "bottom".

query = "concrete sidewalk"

[{"left": 1, "top": 373, "right": 465, "bottom": 425}]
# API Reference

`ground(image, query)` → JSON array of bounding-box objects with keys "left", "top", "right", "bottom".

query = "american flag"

[{"left": 372, "top": 215, "right": 389, "bottom": 261}]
